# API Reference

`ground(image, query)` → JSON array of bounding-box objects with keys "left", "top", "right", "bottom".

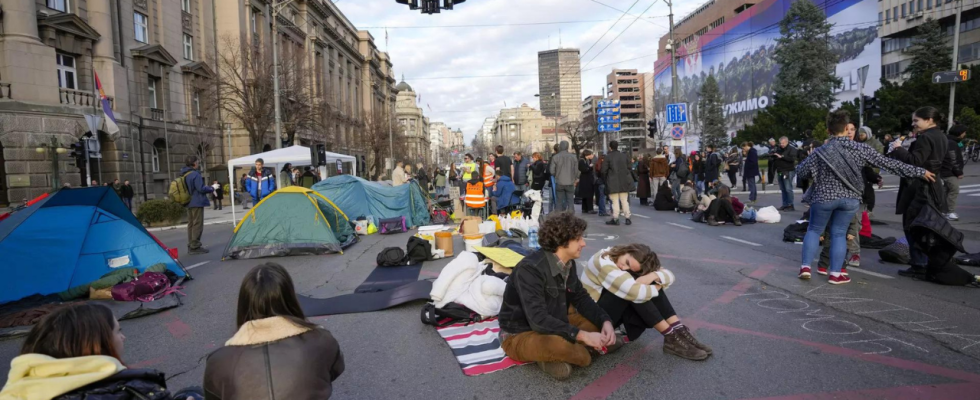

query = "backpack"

[
  {"left": 377, "top": 247, "right": 406, "bottom": 267},
  {"left": 783, "top": 222, "right": 809, "bottom": 243},
  {"left": 431, "top": 210, "right": 450, "bottom": 225},
  {"left": 168, "top": 171, "right": 194, "bottom": 205},
  {"left": 404, "top": 236, "right": 432, "bottom": 265},
  {"left": 379, "top": 216, "right": 407, "bottom": 234},
  {"left": 111, "top": 272, "right": 172, "bottom": 302},
  {"left": 420, "top": 302, "right": 482, "bottom": 327}
]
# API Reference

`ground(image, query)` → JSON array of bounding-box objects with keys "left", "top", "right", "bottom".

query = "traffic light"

[
  {"left": 69, "top": 139, "right": 87, "bottom": 167},
  {"left": 647, "top": 119, "right": 658, "bottom": 138},
  {"left": 863, "top": 96, "right": 881, "bottom": 119}
]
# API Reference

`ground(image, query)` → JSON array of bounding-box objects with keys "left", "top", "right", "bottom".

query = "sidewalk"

[{"left": 145, "top": 204, "right": 240, "bottom": 232}]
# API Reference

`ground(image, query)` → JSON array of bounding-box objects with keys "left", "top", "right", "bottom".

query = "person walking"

[
  {"left": 741, "top": 142, "right": 760, "bottom": 204},
  {"left": 212, "top": 180, "right": 224, "bottom": 210},
  {"left": 797, "top": 110, "right": 932, "bottom": 284},
  {"left": 595, "top": 154, "right": 609, "bottom": 217},
  {"left": 550, "top": 141, "right": 578, "bottom": 212},
  {"left": 650, "top": 149, "right": 669, "bottom": 200},
  {"left": 183, "top": 155, "right": 214, "bottom": 255},
  {"left": 601, "top": 141, "right": 635, "bottom": 226},
  {"left": 513, "top": 152, "right": 529, "bottom": 191},
  {"left": 773, "top": 136, "right": 798, "bottom": 211},
  {"left": 120, "top": 180, "right": 135, "bottom": 210},
  {"left": 726, "top": 147, "right": 741, "bottom": 188},
  {"left": 942, "top": 125, "right": 967, "bottom": 221},
  {"left": 636, "top": 154, "right": 651, "bottom": 206},
  {"left": 578, "top": 150, "right": 596, "bottom": 214}
]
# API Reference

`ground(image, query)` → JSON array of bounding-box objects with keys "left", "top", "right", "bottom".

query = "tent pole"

[{"left": 229, "top": 164, "right": 235, "bottom": 226}]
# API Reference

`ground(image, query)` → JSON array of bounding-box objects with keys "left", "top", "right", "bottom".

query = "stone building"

[{"left": 394, "top": 79, "right": 431, "bottom": 167}]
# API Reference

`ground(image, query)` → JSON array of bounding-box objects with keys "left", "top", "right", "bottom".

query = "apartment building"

[
  {"left": 537, "top": 48, "right": 582, "bottom": 122},
  {"left": 879, "top": 0, "right": 980, "bottom": 82},
  {"left": 606, "top": 69, "right": 648, "bottom": 148}
]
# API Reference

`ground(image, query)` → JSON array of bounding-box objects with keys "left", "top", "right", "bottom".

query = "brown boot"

[
  {"left": 537, "top": 361, "right": 572, "bottom": 380},
  {"left": 707, "top": 216, "right": 719, "bottom": 226},
  {"left": 663, "top": 331, "right": 709, "bottom": 361},
  {"left": 677, "top": 326, "right": 713, "bottom": 356}
]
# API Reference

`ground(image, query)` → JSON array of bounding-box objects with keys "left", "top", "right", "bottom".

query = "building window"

[
  {"left": 56, "top": 54, "right": 76, "bottom": 90},
  {"left": 927, "top": 0, "right": 932, "bottom": 9},
  {"left": 192, "top": 91, "right": 201, "bottom": 117},
  {"left": 134, "top": 12, "right": 148, "bottom": 43},
  {"left": 901, "top": 4, "right": 906, "bottom": 17},
  {"left": 960, "top": 42, "right": 980, "bottom": 63},
  {"left": 917, "top": 0, "right": 923, "bottom": 12},
  {"left": 151, "top": 146, "right": 160, "bottom": 172},
  {"left": 181, "top": 0, "right": 190, "bottom": 12},
  {"left": 148, "top": 77, "right": 159, "bottom": 109},
  {"left": 251, "top": 8, "right": 259, "bottom": 33},
  {"left": 893, "top": 6, "right": 898, "bottom": 20},
  {"left": 47, "top": 0, "right": 69, "bottom": 12},
  {"left": 879, "top": 12, "right": 883, "bottom": 25},
  {"left": 183, "top": 34, "right": 193, "bottom": 60},
  {"left": 882, "top": 62, "right": 902, "bottom": 79},
  {"left": 885, "top": 9, "right": 891, "bottom": 23}
]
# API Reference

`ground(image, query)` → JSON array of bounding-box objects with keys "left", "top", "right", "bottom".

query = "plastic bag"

[
  {"left": 755, "top": 206, "right": 781, "bottom": 224},
  {"left": 366, "top": 222, "right": 378, "bottom": 235},
  {"left": 479, "top": 221, "right": 496, "bottom": 234}
]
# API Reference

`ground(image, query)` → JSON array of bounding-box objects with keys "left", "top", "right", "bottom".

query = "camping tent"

[
  {"left": 312, "top": 175, "right": 430, "bottom": 228},
  {"left": 0, "top": 187, "right": 186, "bottom": 304},
  {"left": 227, "top": 145, "right": 356, "bottom": 223},
  {"left": 223, "top": 186, "right": 358, "bottom": 259}
]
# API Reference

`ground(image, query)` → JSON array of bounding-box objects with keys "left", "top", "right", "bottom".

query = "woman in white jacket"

[{"left": 582, "top": 244, "right": 712, "bottom": 361}]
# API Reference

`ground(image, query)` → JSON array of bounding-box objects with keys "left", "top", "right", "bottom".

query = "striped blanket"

[{"left": 435, "top": 317, "right": 528, "bottom": 376}]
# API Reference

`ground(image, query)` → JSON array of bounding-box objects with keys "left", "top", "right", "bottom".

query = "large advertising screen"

[{"left": 653, "top": 0, "right": 882, "bottom": 136}]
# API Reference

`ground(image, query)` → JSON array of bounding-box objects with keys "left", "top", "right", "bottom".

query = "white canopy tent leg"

[{"left": 229, "top": 164, "right": 236, "bottom": 226}]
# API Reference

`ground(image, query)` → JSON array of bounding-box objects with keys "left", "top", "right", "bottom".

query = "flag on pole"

[
  {"left": 427, "top": 103, "right": 431, "bottom": 111},
  {"left": 94, "top": 72, "right": 119, "bottom": 135}
]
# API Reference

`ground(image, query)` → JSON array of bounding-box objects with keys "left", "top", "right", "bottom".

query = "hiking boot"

[
  {"left": 677, "top": 326, "right": 712, "bottom": 356},
  {"left": 663, "top": 331, "right": 708, "bottom": 361},
  {"left": 733, "top": 218, "right": 742, "bottom": 226},
  {"left": 847, "top": 254, "right": 860, "bottom": 267},
  {"left": 606, "top": 219, "right": 620, "bottom": 226},
  {"left": 188, "top": 247, "right": 210, "bottom": 255},
  {"left": 537, "top": 361, "right": 572, "bottom": 380},
  {"left": 898, "top": 266, "right": 926, "bottom": 278},
  {"left": 798, "top": 266, "right": 812, "bottom": 279},
  {"left": 828, "top": 274, "right": 851, "bottom": 285},
  {"left": 707, "top": 216, "right": 719, "bottom": 226},
  {"left": 625, "top": 218, "right": 632, "bottom": 225},
  {"left": 817, "top": 266, "right": 828, "bottom": 276}
]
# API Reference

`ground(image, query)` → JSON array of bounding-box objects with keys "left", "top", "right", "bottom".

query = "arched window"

[
  {"left": 151, "top": 147, "right": 160, "bottom": 172},
  {"left": 152, "top": 139, "right": 167, "bottom": 173}
]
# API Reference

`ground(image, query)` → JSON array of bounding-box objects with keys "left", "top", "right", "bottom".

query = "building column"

[
  {"left": 0, "top": 0, "right": 59, "bottom": 103},
  {"left": 87, "top": 0, "right": 117, "bottom": 103}
]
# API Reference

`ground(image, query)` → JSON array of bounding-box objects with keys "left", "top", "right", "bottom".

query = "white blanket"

[{"left": 429, "top": 252, "right": 506, "bottom": 317}]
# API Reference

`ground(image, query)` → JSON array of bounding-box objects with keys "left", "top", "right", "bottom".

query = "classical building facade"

[{"left": 394, "top": 79, "right": 431, "bottom": 166}]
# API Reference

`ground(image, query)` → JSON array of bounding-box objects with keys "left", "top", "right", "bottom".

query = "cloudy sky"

[{"left": 336, "top": 0, "right": 706, "bottom": 143}]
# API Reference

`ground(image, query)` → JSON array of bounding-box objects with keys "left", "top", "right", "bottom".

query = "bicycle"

[{"left": 967, "top": 141, "right": 980, "bottom": 163}]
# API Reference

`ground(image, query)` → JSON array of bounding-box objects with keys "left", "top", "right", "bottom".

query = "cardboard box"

[{"left": 460, "top": 216, "right": 482, "bottom": 235}]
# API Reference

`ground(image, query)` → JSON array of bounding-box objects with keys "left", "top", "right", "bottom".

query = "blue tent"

[
  {"left": 312, "top": 175, "right": 430, "bottom": 228},
  {"left": 0, "top": 187, "right": 187, "bottom": 304}
]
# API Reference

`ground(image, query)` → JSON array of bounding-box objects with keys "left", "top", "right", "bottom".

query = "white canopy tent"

[{"left": 227, "top": 145, "right": 356, "bottom": 223}]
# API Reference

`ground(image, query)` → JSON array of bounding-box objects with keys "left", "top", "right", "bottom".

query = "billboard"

[{"left": 653, "top": 0, "right": 881, "bottom": 136}]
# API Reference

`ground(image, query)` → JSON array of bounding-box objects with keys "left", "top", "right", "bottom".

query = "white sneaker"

[{"left": 948, "top": 213, "right": 960, "bottom": 221}]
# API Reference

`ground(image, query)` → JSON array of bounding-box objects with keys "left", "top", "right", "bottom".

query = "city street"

[{"left": 3, "top": 168, "right": 979, "bottom": 399}]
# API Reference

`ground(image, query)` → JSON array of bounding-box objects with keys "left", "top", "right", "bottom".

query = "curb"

[{"left": 146, "top": 219, "right": 234, "bottom": 232}]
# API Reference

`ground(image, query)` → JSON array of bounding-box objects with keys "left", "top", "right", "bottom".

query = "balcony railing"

[
  {"left": 0, "top": 82, "right": 10, "bottom": 99},
  {"left": 59, "top": 88, "right": 97, "bottom": 107}
]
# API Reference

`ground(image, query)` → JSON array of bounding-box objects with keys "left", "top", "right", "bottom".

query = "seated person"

[
  {"left": 676, "top": 181, "right": 699, "bottom": 213},
  {"left": 490, "top": 174, "right": 519, "bottom": 214},
  {"left": 1, "top": 304, "right": 203, "bottom": 400},
  {"left": 707, "top": 186, "right": 741, "bottom": 226},
  {"left": 653, "top": 181, "right": 677, "bottom": 211},
  {"left": 463, "top": 176, "right": 487, "bottom": 215},
  {"left": 499, "top": 212, "right": 622, "bottom": 380},
  {"left": 582, "top": 244, "right": 711, "bottom": 360},
  {"left": 205, "top": 263, "right": 345, "bottom": 399}
]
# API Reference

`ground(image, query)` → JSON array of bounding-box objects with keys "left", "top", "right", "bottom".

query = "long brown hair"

[
  {"left": 21, "top": 303, "right": 122, "bottom": 361},
  {"left": 606, "top": 244, "right": 661, "bottom": 276},
  {"left": 237, "top": 263, "right": 316, "bottom": 329}
]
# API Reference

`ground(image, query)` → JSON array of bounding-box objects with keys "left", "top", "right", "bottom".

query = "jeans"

[
  {"left": 778, "top": 171, "right": 796, "bottom": 207},
  {"left": 597, "top": 184, "right": 608, "bottom": 214},
  {"left": 801, "top": 198, "right": 860, "bottom": 273},
  {"left": 557, "top": 185, "right": 575, "bottom": 212},
  {"left": 727, "top": 170, "right": 738, "bottom": 187},
  {"left": 122, "top": 197, "right": 132, "bottom": 210},
  {"left": 501, "top": 306, "right": 600, "bottom": 367},
  {"left": 548, "top": 180, "right": 557, "bottom": 212},
  {"left": 597, "top": 289, "right": 675, "bottom": 341},
  {"left": 694, "top": 178, "right": 704, "bottom": 196},
  {"left": 746, "top": 177, "right": 757, "bottom": 202},
  {"left": 609, "top": 192, "right": 631, "bottom": 219}
]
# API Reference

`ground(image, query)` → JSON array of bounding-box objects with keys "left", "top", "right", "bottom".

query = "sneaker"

[
  {"left": 707, "top": 216, "right": 719, "bottom": 226},
  {"left": 677, "top": 326, "right": 712, "bottom": 356},
  {"left": 605, "top": 219, "right": 620, "bottom": 226},
  {"left": 733, "top": 218, "right": 742, "bottom": 226},
  {"left": 188, "top": 247, "right": 210, "bottom": 255},
  {"left": 785, "top": 205, "right": 796, "bottom": 212},
  {"left": 816, "top": 266, "right": 828, "bottom": 276},
  {"left": 597, "top": 212, "right": 609, "bottom": 217},
  {"left": 537, "top": 361, "right": 572, "bottom": 380},
  {"left": 847, "top": 254, "right": 860, "bottom": 267},
  {"left": 898, "top": 266, "right": 926, "bottom": 278},
  {"left": 625, "top": 218, "right": 632, "bottom": 226},
  {"left": 798, "top": 266, "right": 812, "bottom": 279},
  {"left": 828, "top": 274, "right": 851, "bottom": 285},
  {"left": 588, "top": 334, "right": 627, "bottom": 358},
  {"left": 663, "top": 331, "right": 708, "bottom": 361},
  {"left": 947, "top": 213, "right": 960, "bottom": 221},
  {"left": 841, "top": 266, "right": 848, "bottom": 276}
]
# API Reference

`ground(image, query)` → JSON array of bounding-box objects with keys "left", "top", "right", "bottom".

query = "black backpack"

[
  {"left": 420, "top": 302, "right": 481, "bottom": 327},
  {"left": 783, "top": 222, "right": 809, "bottom": 243},
  {"left": 404, "top": 236, "right": 432, "bottom": 265},
  {"left": 377, "top": 247, "right": 406, "bottom": 267}
]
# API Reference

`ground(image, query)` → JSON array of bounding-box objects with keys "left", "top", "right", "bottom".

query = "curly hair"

[
  {"left": 538, "top": 212, "right": 588, "bottom": 253},
  {"left": 605, "top": 244, "right": 661, "bottom": 276}
]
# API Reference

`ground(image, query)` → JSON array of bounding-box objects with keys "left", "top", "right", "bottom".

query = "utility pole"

[
  {"left": 271, "top": 0, "right": 296, "bottom": 149},
  {"left": 949, "top": 0, "right": 963, "bottom": 130},
  {"left": 858, "top": 65, "right": 869, "bottom": 128},
  {"left": 666, "top": 0, "right": 683, "bottom": 154}
]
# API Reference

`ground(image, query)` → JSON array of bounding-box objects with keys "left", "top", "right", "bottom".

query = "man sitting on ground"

[{"left": 499, "top": 212, "right": 623, "bottom": 380}]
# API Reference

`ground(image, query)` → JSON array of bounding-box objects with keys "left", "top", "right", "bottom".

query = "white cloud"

[{"left": 337, "top": 0, "right": 708, "bottom": 144}]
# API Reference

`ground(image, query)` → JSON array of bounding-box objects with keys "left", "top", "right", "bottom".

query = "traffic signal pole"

[{"left": 949, "top": 0, "right": 963, "bottom": 130}]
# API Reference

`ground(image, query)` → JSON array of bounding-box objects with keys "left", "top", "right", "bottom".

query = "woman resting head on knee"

[
  {"left": 582, "top": 245, "right": 713, "bottom": 360},
  {"left": 0, "top": 303, "right": 202, "bottom": 400},
  {"left": 204, "top": 263, "right": 345, "bottom": 400}
]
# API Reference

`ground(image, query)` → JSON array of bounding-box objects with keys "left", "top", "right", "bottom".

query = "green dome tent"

[{"left": 223, "top": 186, "right": 357, "bottom": 259}]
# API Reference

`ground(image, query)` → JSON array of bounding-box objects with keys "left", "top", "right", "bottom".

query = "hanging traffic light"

[
  {"left": 69, "top": 139, "right": 87, "bottom": 168},
  {"left": 647, "top": 119, "right": 658, "bottom": 138},
  {"left": 396, "top": 0, "right": 466, "bottom": 14},
  {"left": 863, "top": 96, "right": 881, "bottom": 119}
]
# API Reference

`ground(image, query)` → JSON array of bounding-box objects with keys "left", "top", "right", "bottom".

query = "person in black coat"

[
  {"left": 636, "top": 155, "right": 651, "bottom": 205},
  {"left": 653, "top": 180, "right": 676, "bottom": 211},
  {"left": 578, "top": 150, "right": 596, "bottom": 214},
  {"left": 941, "top": 125, "right": 967, "bottom": 220},
  {"left": 530, "top": 153, "right": 548, "bottom": 191}
]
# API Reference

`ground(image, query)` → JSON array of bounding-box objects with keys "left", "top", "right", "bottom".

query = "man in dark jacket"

[
  {"left": 942, "top": 125, "right": 967, "bottom": 221},
  {"left": 499, "top": 212, "right": 619, "bottom": 380},
  {"left": 182, "top": 155, "right": 214, "bottom": 255},
  {"left": 513, "top": 152, "right": 529, "bottom": 190},
  {"left": 600, "top": 141, "right": 634, "bottom": 226},
  {"left": 120, "top": 180, "right": 135, "bottom": 210},
  {"left": 298, "top": 166, "right": 320, "bottom": 188},
  {"left": 772, "top": 136, "right": 797, "bottom": 211},
  {"left": 246, "top": 158, "right": 276, "bottom": 204},
  {"left": 550, "top": 141, "right": 578, "bottom": 212},
  {"left": 703, "top": 145, "right": 722, "bottom": 186}
]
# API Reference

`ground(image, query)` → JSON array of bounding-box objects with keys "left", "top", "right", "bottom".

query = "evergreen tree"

[
  {"left": 699, "top": 75, "right": 728, "bottom": 148},
  {"left": 772, "top": 0, "right": 842, "bottom": 109},
  {"left": 905, "top": 18, "right": 952, "bottom": 79}
]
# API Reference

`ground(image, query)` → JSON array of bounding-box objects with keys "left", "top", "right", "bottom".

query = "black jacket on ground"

[
  {"left": 56, "top": 369, "right": 175, "bottom": 400},
  {"left": 499, "top": 250, "right": 611, "bottom": 343},
  {"left": 941, "top": 134, "right": 964, "bottom": 178},
  {"left": 772, "top": 144, "right": 797, "bottom": 173}
]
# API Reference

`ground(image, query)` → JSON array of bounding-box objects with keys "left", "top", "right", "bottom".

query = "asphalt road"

[{"left": 3, "top": 166, "right": 980, "bottom": 399}]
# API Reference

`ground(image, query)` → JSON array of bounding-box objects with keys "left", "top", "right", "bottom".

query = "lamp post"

[
  {"left": 35, "top": 137, "right": 67, "bottom": 190},
  {"left": 270, "top": 0, "right": 298, "bottom": 150}
]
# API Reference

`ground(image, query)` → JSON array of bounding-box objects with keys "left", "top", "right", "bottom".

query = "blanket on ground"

[{"left": 435, "top": 317, "right": 526, "bottom": 376}]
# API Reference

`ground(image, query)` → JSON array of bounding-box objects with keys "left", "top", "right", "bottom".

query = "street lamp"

[
  {"left": 35, "top": 137, "right": 67, "bottom": 190},
  {"left": 534, "top": 93, "right": 559, "bottom": 146}
]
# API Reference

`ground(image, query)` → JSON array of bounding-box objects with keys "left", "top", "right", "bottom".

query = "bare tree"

[
  {"left": 470, "top": 136, "right": 491, "bottom": 161},
  {"left": 564, "top": 120, "right": 600, "bottom": 157},
  {"left": 213, "top": 36, "right": 275, "bottom": 153},
  {"left": 362, "top": 109, "right": 403, "bottom": 181},
  {"left": 278, "top": 46, "right": 328, "bottom": 147}
]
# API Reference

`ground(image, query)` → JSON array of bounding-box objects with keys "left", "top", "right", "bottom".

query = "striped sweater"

[{"left": 581, "top": 248, "right": 672, "bottom": 304}]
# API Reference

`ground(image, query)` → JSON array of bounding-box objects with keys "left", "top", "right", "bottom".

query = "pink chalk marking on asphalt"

[
  {"left": 166, "top": 316, "right": 192, "bottom": 339},
  {"left": 420, "top": 270, "right": 439, "bottom": 278},
  {"left": 735, "top": 382, "right": 980, "bottom": 400},
  {"left": 129, "top": 356, "right": 167, "bottom": 369},
  {"left": 701, "top": 265, "right": 775, "bottom": 308}
]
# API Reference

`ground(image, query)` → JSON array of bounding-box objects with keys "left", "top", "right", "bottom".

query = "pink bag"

[{"left": 111, "top": 272, "right": 171, "bottom": 302}]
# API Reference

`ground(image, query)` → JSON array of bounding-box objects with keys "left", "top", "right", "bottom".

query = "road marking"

[
  {"left": 186, "top": 261, "right": 209, "bottom": 270},
  {"left": 957, "top": 188, "right": 980, "bottom": 194},
  {"left": 721, "top": 236, "right": 762, "bottom": 246},
  {"left": 630, "top": 213, "right": 650, "bottom": 219},
  {"left": 666, "top": 222, "right": 693, "bottom": 230},
  {"left": 847, "top": 267, "right": 895, "bottom": 279}
]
